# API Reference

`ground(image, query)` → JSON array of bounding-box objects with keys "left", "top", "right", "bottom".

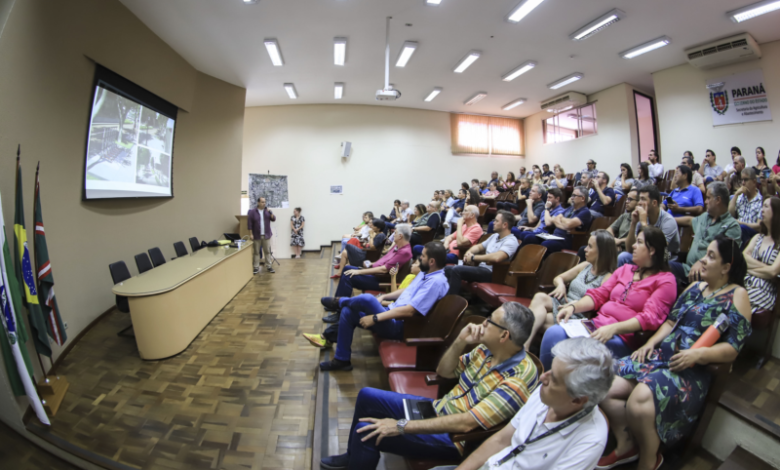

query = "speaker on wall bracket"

[{"left": 341, "top": 141, "right": 352, "bottom": 158}]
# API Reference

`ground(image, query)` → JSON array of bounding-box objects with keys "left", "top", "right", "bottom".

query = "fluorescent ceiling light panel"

[
  {"left": 426, "top": 0, "right": 443, "bottom": 4},
  {"left": 424, "top": 87, "right": 443, "bottom": 102},
  {"left": 620, "top": 36, "right": 671, "bottom": 59},
  {"left": 728, "top": 0, "right": 780, "bottom": 22},
  {"left": 334, "top": 83, "right": 344, "bottom": 100},
  {"left": 243, "top": 0, "right": 258, "bottom": 4},
  {"left": 502, "top": 61, "right": 536, "bottom": 81},
  {"left": 570, "top": 8, "right": 625, "bottom": 41},
  {"left": 502, "top": 98, "right": 526, "bottom": 110},
  {"left": 547, "top": 73, "right": 583, "bottom": 90},
  {"left": 395, "top": 42, "right": 418, "bottom": 67},
  {"left": 464, "top": 92, "right": 487, "bottom": 106},
  {"left": 454, "top": 51, "right": 481, "bottom": 73},
  {"left": 507, "top": 0, "right": 545, "bottom": 23},
  {"left": 283, "top": 83, "right": 297, "bottom": 99},
  {"left": 334, "top": 37, "right": 347, "bottom": 66},
  {"left": 264, "top": 39, "right": 284, "bottom": 66}
]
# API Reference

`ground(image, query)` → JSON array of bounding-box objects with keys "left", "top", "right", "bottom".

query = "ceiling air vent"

[
  {"left": 685, "top": 33, "right": 760, "bottom": 69},
  {"left": 540, "top": 92, "right": 587, "bottom": 112}
]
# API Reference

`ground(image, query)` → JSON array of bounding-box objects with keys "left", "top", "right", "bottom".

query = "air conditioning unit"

[
  {"left": 540, "top": 92, "right": 587, "bottom": 112},
  {"left": 685, "top": 33, "right": 761, "bottom": 70}
]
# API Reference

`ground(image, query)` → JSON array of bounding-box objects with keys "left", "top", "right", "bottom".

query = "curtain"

[{"left": 450, "top": 114, "right": 523, "bottom": 156}]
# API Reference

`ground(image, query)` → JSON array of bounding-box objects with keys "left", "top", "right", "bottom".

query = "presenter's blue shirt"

[
  {"left": 553, "top": 206, "right": 592, "bottom": 240},
  {"left": 390, "top": 269, "right": 449, "bottom": 316},
  {"left": 668, "top": 185, "right": 704, "bottom": 217}
]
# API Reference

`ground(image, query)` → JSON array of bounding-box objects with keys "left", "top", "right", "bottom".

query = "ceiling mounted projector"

[{"left": 376, "top": 17, "right": 402, "bottom": 101}]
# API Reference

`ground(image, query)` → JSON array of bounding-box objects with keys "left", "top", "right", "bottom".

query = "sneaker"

[
  {"left": 320, "top": 453, "right": 349, "bottom": 470},
  {"left": 330, "top": 274, "right": 340, "bottom": 279},
  {"left": 596, "top": 447, "right": 639, "bottom": 470},
  {"left": 320, "top": 359, "right": 353, "bottom": 371},
  {"left": 322, "top": 313, "right": 340, "bottom": 324},
  {"left": 303, "top": 333, "right": 332, "bottom": 349},
  {"left": 267, "top": 267, "right": 276, "bottom": 273},
  {"left": 253, "top": 268, "right": 260, "bottom": 275},
  {"left": 320, "top": 297, "right": 341, "bottom": 312}
]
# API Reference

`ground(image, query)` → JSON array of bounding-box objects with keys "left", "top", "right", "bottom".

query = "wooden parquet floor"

[
  {"left": 27, "top": 254, "right": 330, "bottom": 470},
  {"left": 0, "top": 420, "right": 81, "bottom": 470},
  {"left": 720, "top": 357, "right": 780, "bottom": 439}
]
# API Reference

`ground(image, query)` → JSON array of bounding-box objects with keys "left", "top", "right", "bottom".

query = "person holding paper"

[
  {"left": 597, "top": 236, "right": 751, "bottom": 470},
  {"left": 540, "top": 226, "right": 677, "bottom": 371}
]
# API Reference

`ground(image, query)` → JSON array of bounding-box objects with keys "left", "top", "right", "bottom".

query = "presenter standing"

[{"left": 248, "top": 197, "right": 276, "bottom": 274}]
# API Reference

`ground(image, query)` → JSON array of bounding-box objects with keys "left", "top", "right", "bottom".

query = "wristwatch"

[
  {"left": 373, "top": 314, "right": 379, "bottom": 324},
  {"left": 396, "top": 419, "right": 408, "bottom": 434}
]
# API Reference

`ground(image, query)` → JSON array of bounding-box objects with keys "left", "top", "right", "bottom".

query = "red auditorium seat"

[
  {"left": 471, "top": 245, "right": 546, "bottom": 308},
  {"left": 497, "top": 252, "right": 580, "bottom": 306}
]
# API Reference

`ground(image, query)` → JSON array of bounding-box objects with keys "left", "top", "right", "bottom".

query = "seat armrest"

[
  {"left": 538, "top": 284, "right": 554, "bottom": 293},
  {"left": 405, "top": 337, "right": 445, "bottom": 346},
  {"left": 508, "top": 271, "right": 536, "bottom": 278},
  {"left": 425, "top": 374, "right": 445, "bottom": 385},
  {"left": 706, "top": 362, "right": 733, "bottom": 375},
  {"left": 450, "top": 423, "right": 506, "bottom": 442}
]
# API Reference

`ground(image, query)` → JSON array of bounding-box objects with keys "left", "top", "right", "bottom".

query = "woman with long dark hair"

[
  {"left": 599, "top": 235, "right": 751, "bottom": 470},
  {"left": 611, "top": 163, "right": 636, "bottom": 196},
  {"left": 635, "top": 161, "right": 654, "bottom": 185},
  {"left": 743, "top": 197, "right": 780, "bottom": 313}
]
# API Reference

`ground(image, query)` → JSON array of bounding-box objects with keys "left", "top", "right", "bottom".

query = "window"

[
  {"left": 543, "top": 103, "right": 597, "bottom": 144},
  {"left": 633, "top": 91, "right": 658, "bottom": 163},
  {"left": 450, "top": 113, "right": 523, "bottom": 156}
]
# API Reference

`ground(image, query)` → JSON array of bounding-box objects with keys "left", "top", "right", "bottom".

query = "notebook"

[{"left": 560, "top": 319, "right": 597, "bottom": 338}]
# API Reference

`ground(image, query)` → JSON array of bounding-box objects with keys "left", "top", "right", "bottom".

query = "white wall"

[
  {"left": 524, "top": 83, "right": 648, "bottom": 181},
  {"left": 653, "top": 40, "right": 780, "bottom": 171},
  {"left": 242, "top": 105, "right": 524, "bottom": 258}
]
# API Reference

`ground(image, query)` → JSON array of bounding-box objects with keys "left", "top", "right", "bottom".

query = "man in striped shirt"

[{"left": 320, "top": 302, "right": 539, "bottom": 470}]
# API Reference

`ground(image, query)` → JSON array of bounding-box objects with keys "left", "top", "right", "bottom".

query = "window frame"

[{"left": 542, "top": 101, "right": 598, "bottom": 145}]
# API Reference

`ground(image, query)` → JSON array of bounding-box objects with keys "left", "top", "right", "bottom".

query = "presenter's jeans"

[
  {"left": 335, "top": 266, "right": 382, "bottom": 297},
  {"left": 252, "top": 238, "right": 272, "bottom": 270},
  {"left": 540, "top": 324, "right": 632, "bottom": 371},
  {"left": 334, "top": 294, "right": 403, "bottom": 362},
  {"left": 345, "top": 387, "right": 460, "bottom": 470}
]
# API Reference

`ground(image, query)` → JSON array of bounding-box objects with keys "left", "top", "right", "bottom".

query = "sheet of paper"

[
  {"left": 536, "top": 233, "right": 565, "bottom": 241},
  {"left": 559, "top": 319, "right": 591, "bottom": 339}
]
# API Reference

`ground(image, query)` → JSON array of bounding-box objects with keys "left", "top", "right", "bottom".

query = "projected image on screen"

[{"left": 83, "top": 68, "right": 176, "bottom": 200}]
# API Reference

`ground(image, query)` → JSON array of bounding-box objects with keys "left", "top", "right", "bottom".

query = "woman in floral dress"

[
  {"left": 597, "top": 235, "right": 752, "bottom": 470},
  {"left": 290, "top": 207, "right": 305, "bottom": 259}
]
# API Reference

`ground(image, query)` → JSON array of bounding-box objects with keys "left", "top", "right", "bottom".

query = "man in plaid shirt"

[
  {"left": 320, "top": 303, "right": 539, "bottom": 470},
  {"left": 729, "top": 167, "right": 763, "bottom": 244}
]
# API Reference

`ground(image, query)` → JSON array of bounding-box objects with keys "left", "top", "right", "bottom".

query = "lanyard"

[{"left": 494, "top": 407, "right": 592, "bottom": 467}]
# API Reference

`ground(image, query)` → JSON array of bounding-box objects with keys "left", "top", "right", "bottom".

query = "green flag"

[{"left": 13, "top": 148, "right": 51, "bottom": 357}]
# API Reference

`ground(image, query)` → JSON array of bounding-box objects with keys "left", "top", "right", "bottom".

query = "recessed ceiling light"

[
  {"left": 264, "top": 39, "right": 284, "bottom": 66},
  {"left": 502, "top": 61, "right": 536, "bottom": 81},
  {"left": 502, "top": 98, "right": 526, "bottom": 111},
  {"left": 620, "top": 36, "right": 671, "bottom": 59},
  {"left": 728, "top": 0, "right": 780, "bottom": 22},
  {"left": 426, "top": 0, "right": 443, "bottom": 4},
  {"left": 464, "top": 92, "right": 487, "bottom": 106},
  {"left": 396, "top": 42, "right": 418, "bottom": 67},
  {"left": 454, "top": 51, "right": 481, "bottom": 73},
  {"left": 283, "top": 83, "right": 297, "bottom": 99},
  {"left": 547, "top": 73, "right": 584, "bottom": 90},
  {"left": 243, "top": 0, "right": 258, "bottom": 4},
  {"left": 570, "top": 8, "right": 625, "bottom": 41},
  {"left": 334, "top": 38, "right": 347, "bottom": 66},
  {"left": 424, "top": 87, "right": 442, "bottom": 102},
  {"left": 334, "top": 83, "right": 344, "bottom": 100},
  {"left": 507, "top": 0, "right": 545, "bottom": 23}
]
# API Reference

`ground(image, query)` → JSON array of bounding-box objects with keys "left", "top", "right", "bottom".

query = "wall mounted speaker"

[{"left": 341, "top": 141, "right": 352, "bottom": 158}]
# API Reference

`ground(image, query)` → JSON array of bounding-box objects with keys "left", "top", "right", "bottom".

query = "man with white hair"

[
  {"left": 399, "top": 200, "right": 413, "bottom": 223},
  {"left": 432, "top": 337, "right": 614, "bottom": 470}
]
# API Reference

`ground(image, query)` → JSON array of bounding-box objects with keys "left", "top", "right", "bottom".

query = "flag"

[
  {"left": 13, "top": 148, "right": 51, "bottom": 357},
  {"left": 33, "top": 163, "right": 66, "bottom": 346},
  {"left": 0, "top": 188, "right": 50, "bottom": 424}
]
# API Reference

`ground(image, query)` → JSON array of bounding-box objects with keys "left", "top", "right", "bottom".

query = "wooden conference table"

[{"left": 112, "top": 242, "right": 253, "bottom": 360}]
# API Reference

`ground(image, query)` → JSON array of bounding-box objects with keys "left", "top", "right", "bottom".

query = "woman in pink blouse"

[{"left": 539, "top": 226, "right": 677, "bottom": 370}]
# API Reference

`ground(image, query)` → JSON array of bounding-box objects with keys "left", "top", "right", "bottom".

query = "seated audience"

[
  {"left": 773, "top": 149, "right": 780, "bottom": 174},
  {"left": 723, "top": 146, "right": 741, "bottom": 178},
  {"left": 497, "top": 179, "right": 530, "bottom": 212},
  {"left": 415, "top": 205, "right": 483, "bottom": 264},
  {"left": 618, "top": 185, "right": 680, "bottom": 266},
  {"left": 320, "top": 302, "right": 538, "bottom": 470},
  {"left": 586, "top": 171, "right": 615, "bottom": 218},
  {"left": 699, "top": 149, "right": 723, "bottom": 183},
  {"left": 665, "top": 165, "right": 704, "bottom": 217},
  {"left": 754, "top": 146, "right": 769, "bottom": 176},
  {"left": 499, "top": 172, "right": 518, "bottom": 191},
  {"left": 726, "top": 155, "right": 746, "bottom": 195},
  {"left": 444, "top": 211, "right": 519, "bottom": 295},
  {"left": 670, "top": 182, "right": 741, "bottom": 287},
  {"left": 489, "top": 171, "right": 500, "bottom": 187},
  {"left": 579, "top": 159, "right": 598, "bottom": 183},
  {"left": 548, "top": 166, "right": 569, "bottom": 189},
  {"left": 443, "top": 190, "right": 456, "bottom": 210},
  {"left": 444, "top": 189, "right": 467, "bottom": 236},
  {"left": 635, "top": 162, "right": 655, "bottom": 186},
  {"left": 528, "top": 230, "right": 617, "bottom": 348},
  {"left": 515, "top": 188, "right": 567, "bottom": 246},
  {"left": 410, "top": 201, "right": 442, "bottom": 247},
  {"left": 382, "top": 200, "right": 402, "bottom": 223},
  {"left": 310, "top": 242, "right": 448, "bottom": 371},
  {"left": 333, "top": 219, "right": 387, "bottom": 278},
  {"left": 479, "top": 180, "right": 489, "bottom": 194},
  {"left": 541, "top": 226, "right": 677, "bottom": 371},
  {"left": 607, "top": 188, "right": 639, "bottom": 252},
  {"left": 599, "top": 236, "right": 751, "bottom": 470},
  {"left": 744, "top": 197, "right": 780, "bottom": 313},
  {"left": 470, "top": 179, "right": 480, "bottom": 191},
  {"left": 729, "top": 167, "right": 763, "bottom": 243},
  {"left": 340, "top": 211, "right": 373, "bottom": 252},
  {"left": 525, "top": 186, "right": 592, "bottom": 255},
  {"left": 435, "top": 338, "right": 614, "bottom": 470},
  {"left": 488, "top": 184, "right": 545, "bottom": 236},
  {"left": 541, "top": 163, "right": 554, "bottom": 182},
  {"left": 482, "top": 182, "right": 500, "bottom": 198},
  {"left": 610, "top": 163, "right": 635, "bottom": 197},
  {"left": 530, "top": 167, "right": 545, "bottom": 188},
  {"left": 518, "top": 166, "right": 528, "bottom": 180},
  {"left": 681, "top": 154, "right": 706, "bottom": 194},
  {"left": 647, "top": 149, "right": 664, "bottom": 180}
]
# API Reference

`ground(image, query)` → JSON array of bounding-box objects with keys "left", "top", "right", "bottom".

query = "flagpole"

[{"left": 31, "top": 160, "right": 49, "bottom": 379}]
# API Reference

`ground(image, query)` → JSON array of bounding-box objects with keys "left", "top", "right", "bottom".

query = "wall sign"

[{"left": 707, "top": 69, "right": 772, "bottom": 126}]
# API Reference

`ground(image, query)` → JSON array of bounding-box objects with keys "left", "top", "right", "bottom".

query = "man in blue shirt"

[
  {"left": 664, "top": 165, "right": 704, "bottom": 217},
  {"left": 515, "top": 188, "right": 566, "bottom": 246},
  {"left": 524, "top": 186, "right": 592, "bottom": 255},
  {"left": 585, "top": 171, "right": 615, "bottom": 218},
  {"left": 306, "top": 242, "right": 450, "bottom": 371}
]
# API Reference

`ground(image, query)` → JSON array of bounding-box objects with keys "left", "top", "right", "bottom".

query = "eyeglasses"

[
  {"left": 625, "top": 197, "right": 638, "bottom": 202},
  {"left": 485, "top": 317, "right": 510, "bottom": 334},
  {"left": 572, "top": 193, "right": 584, "bottom": 198}
]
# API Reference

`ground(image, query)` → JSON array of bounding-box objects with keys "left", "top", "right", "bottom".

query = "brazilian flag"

[{"left": 14, "top": 151, "right": 51, "bottom": 357}]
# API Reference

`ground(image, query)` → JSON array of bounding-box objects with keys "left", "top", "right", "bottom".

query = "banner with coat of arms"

[{"left": 707, "top": 69, "right": 772, "bottom": 127}]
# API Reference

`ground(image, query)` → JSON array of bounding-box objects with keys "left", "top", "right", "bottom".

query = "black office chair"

[
  {"left": 189, "top": 237, "right": 201, "bottom": 252},
  {"left": 148, "top": 247, "right": 166, "bottom": 267},
  {"left": 134, "top": 253, "right": 153, "bottom": 274},
  {"left": 108, "top": 261, "right": 134, "bottom": 337},
  {"left": 173, "top": 241, "right": 188, "bottom": 258}
]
